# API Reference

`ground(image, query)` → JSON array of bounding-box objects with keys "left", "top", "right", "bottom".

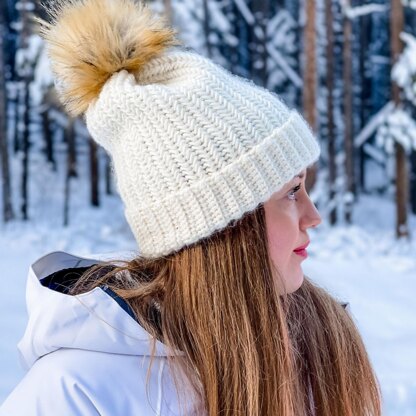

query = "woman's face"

[{"left": 263, "top": 169, "right": 321, "bottom": 293}]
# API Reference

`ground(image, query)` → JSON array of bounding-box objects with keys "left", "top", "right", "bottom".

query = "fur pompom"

[{"left": 36, "top": 0, "right": 179, "bottom": 116}]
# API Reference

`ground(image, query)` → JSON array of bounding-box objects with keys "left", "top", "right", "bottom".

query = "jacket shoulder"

[
  {"left": 0, "top": 348, "right": 161, "bottom": 416},
  {"left": 0, "top": 349, "right": 100, "bottom": 415}
]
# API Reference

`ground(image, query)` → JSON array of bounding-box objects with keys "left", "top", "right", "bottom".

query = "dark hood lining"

[
  {"left": 40, "top": 266, "right": 97, "bottom": 294},
  {"left": 39, "top": 265, "right": 137, "bottom": 321}
]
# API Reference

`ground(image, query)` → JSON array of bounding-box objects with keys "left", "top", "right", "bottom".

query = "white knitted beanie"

[{"left": 39, "top": 0, "right": 320, "bottom": 258}]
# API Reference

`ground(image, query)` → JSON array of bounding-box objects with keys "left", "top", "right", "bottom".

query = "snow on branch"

[
  {"left": 354, "top": 101, "right": 395, "bottom": 147},
  {"left": 265, "top": 10, "right": 297, "bottom": 91},
  {"left": 375, "top": 107, "right": 416, "bottom": 154},
  {"left": 31, "top": 45, "right": 54, "bottom": 106},
  {"left": 233, "top": 0, "right": 255, "bottom": 25},
  {"left": 340, "top": 1, "right": 389, "bottom": 19},
  {"left": 363, "top": 143, "right": 386, "bottom": 164},
  {"left": 402, "top": 0, "right": 416, "bottom": 9},
  {"left": 266, "top": 44, "right": 302, "bottom": 88},
  {"left": 208, "top": 1, "right": 232, "bottom": 34},
  {"left": 392, "top": 32, "right": 416, "bottom": 105},
  {"left": 15, "top": 34, "right": 43, "bottom": 72}
]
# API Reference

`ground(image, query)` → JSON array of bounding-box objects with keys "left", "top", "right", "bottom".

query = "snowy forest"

[
  {"left": 1, "top": 0, "right": 416, "bottom": 236},
  {"left": 1, "top": 0, "right": 416, "bottom": 414}
]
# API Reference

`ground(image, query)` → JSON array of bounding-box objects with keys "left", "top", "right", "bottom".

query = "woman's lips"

[
  {"left": 293, "top": 241, "right": 309, "bottom": 258},
  {"left": 293, "top": 248, "right": 308, "bottom": 258}
]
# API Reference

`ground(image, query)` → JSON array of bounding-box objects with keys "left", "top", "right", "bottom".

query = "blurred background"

[{"left": 0, "top": 0, "right": 415, "bottom": 414}]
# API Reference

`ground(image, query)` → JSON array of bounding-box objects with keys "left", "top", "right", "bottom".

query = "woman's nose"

[{"left": 301, "top": 197, "right": 322, "bottom": 230}]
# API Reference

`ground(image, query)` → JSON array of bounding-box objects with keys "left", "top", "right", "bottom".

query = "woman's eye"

[{"left": 288, "top": 184, "right": 301, "bottom": 201}]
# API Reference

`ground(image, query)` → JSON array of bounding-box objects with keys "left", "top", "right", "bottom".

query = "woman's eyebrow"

[{"left": 278, "top": 172, "right": 306, "bottom": 194}]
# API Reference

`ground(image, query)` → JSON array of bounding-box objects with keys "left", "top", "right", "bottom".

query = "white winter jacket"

[{"left": 0, "top": 251, "right": 203, "bottom": 416}]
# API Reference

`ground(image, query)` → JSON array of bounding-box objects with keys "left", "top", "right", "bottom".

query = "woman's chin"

[{"left": 285, "top": 270, "right": 305, "bottom": 294}]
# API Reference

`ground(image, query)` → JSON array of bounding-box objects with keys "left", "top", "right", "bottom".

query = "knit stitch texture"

[{"left": 86, "top": 49, "right": 320, "bottom": 258}]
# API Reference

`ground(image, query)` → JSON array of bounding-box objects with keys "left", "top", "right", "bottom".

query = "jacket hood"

[{"left": 18, "top": 251, "right": 173, "bottom": 371}]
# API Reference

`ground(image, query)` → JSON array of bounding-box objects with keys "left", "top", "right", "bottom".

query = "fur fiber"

[{"left": 36, "top": 0, "right": 179, "bottom": 116}]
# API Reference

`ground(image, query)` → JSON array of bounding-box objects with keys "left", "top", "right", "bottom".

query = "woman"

[{"left": 0, "top": 0, "right": 381, "bottom": 414}]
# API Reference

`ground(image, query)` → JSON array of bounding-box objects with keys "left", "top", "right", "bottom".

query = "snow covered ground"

[{"left": 0, "top": 189, "right": 415, "bottom": 415}]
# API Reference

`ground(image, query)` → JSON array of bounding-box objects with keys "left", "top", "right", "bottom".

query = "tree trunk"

[
  {"left": 13, "top": 84, "right": 20, "bottom": 154},
  {"left": 285, "top": 0, "right": 301, "bottom": 108},
  {"left": 410, "top": 150, "right": 416, "bottom": 215},
  {"left": 302, "top": 0, "right": 318, "bottom": 193},
  {"left": 105, "top": 153, "right": 112, "bottom": 195},
  {"left": 41, "top": 108, "right": 56, "bottom": 170},
  {"left": 251, "top": 0, "right": 269, "bottom": 87},
  {"left": 21, "top": 77, "right": 30, "bottom": 220},
  {"left": 225, "top": 1, "right": 238, "bottom": 74},
  {"left": 202, "top": 0, "right": 212, "bottom": 58},
  {"left": 343, "top": 0, "right": 354, "bottom": 223},
  {"left": 0, "top": 19, "right": 14, "bottom": 222},
  {"left": 358, "top": 12, "right": 370, "bottom": 192},
  {"left": 163, "top": 0, "right": 172, "bottom": 24},
  {"left": 89, "top": 137, "right": 99, "bottom": 207},
  {"left": 391, "top": 0, "right": 409, "bottom": 238},
  {"left": 325, "top": 0, "right": 337, "bottom": 224},
  {"left": 63, "top": 119, "right": 76, "bottom": 226},
  {"left": 18, "top": 0, "right": 32, "bottom": 221}
]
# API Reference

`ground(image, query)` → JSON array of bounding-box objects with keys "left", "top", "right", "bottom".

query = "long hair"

[{"left": 70, "top": 204, "right": 381, "bottom": 415}]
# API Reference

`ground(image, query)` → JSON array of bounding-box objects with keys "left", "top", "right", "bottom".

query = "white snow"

[
  {"left": 15, "top": 1, "right": 35, "bottom": 11},
  {"left": 207, "top": 1, "right": 231, "bottom": 34},
  {"left": 266, "top": 9, "right": 299, "bottom": 92},
  {"left": 168, "top": 0, "right": 206, "bottom": 55},
  {"left": 31, "top": 45, "right": 54, "bottom": 106},
  {"left": 15, "top": 34, "right": 43, "bottom": 77},
  {"left": 376, "top": 106, "right": 416, "bottom": 154},
  {"left": 393, "top": 32, "right": 416, "bottom": 106},
  {"left": 232, "top": 0, "right": 255, "bottom": 26},
  {"left": 341, "top": 3, "right": 389, "bottom": 19},
  {"left": 355, "top": 101, "right": 395, "bottom": 147},
  {"left": 402, "top": 0, "right": 416, "bottom": 10},
  {"left": 363, "top": 142, "right": 387, "bottom": 164},
  {"left": 266, "top": 44, "right": 303, "bottom": 88}
]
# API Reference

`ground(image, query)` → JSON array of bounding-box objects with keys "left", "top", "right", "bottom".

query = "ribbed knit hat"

[{"left": 38, "top": 0, "right": 320, "bottom": 258}]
